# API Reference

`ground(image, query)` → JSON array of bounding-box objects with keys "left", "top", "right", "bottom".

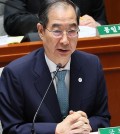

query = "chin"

[{"left": 56, "top": 58, "right": 70, "bottom": 66}]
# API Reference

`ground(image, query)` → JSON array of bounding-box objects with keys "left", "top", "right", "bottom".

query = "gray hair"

[{"left": 38, "top": 0, "right": 80, "bottom": 28}]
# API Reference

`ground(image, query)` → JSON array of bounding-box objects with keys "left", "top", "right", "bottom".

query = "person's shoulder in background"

[{"left": 4, "top": 0, "right": 41, "bottom": 36}]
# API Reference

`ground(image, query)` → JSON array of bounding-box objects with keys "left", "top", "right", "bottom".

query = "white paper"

[
  {"left": 0, "top": 35, "right": 24, "bottom": 46},
  {"left": 78, "top": 26, "right": 96, "bottom": 38},
  {"left": 90, "top": 132, "right": 98, "bottom": 134},
  {"left": 0, "top": 35, "right": 8, "bottom": 46}
]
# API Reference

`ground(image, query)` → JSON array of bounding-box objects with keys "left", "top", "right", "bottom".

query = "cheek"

[
  {"left": 71, "top": 40, "right": 78, "bottom": 52},
  {"left": 43, "top": 37, "right": 58, "bottom": 52}
]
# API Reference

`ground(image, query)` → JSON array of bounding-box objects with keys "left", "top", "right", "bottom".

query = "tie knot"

[{"left": 56, "top": 70, "right": 67, "bottom": 81}]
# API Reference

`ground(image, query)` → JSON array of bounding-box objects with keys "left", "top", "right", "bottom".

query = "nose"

[{"left": 60, "top": 31, "right": 69, "bottom": 45}]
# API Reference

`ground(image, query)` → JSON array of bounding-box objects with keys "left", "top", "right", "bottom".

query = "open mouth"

[{"left": 57, "top": 49, "right": 69, "bottom": 53}]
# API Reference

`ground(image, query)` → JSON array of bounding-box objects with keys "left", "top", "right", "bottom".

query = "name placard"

[
  {"left": 98, "top": 126, "right": 120, "bottom": 134},
  {"left": 97, "top": 24, "right": 120, "bottom": 38}
]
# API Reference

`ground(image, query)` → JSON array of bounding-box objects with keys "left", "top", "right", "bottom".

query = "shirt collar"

[{"left": 45, "top": 54, "right": 70, "bottom": 73}]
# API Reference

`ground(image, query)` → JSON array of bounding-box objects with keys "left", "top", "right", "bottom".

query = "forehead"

[{"left": 47, "top": 3, "right": 77, "bottom": 27}]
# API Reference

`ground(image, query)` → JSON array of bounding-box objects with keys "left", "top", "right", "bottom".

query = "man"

[
  {"left": 4, "top": 0, "right": 107, "bottom": 36},
  {"left": 0, "top": 0, "right": 110, "bottom": 134}
]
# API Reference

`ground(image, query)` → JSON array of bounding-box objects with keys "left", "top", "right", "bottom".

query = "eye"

[
  {"left": 52, "top": 30, "right": 62, "bottom": 36},
  {"left": 68, "top": 30, "right": 77, "bottom": 35}
]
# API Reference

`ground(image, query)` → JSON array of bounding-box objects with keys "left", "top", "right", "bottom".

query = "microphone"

[{"left": 31, "top": 63, "right": 62, "bottom": 134}]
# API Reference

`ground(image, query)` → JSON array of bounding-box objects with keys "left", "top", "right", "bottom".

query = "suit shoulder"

[
  {"left": 72, "top": 50, "right": 101, "bottom": 67},
  {"left": 74, "top": 50, "right": 99, "bottom": 60},
  {"left": 6, "top": 48, "right": 44, "bottom": 69}
]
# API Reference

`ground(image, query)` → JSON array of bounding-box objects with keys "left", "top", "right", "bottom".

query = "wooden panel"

[
  {"left": 105, "top": 69, "right": 120, "bottom": 126},
  {"left": 0, "top": 36, "right": 120, "bottom": 126},
  {"left": 0, "top": 41, "right": 42, "bottom": 67},
  {"left": 105, "top": 0, "right": 120, "bottom": 24}
]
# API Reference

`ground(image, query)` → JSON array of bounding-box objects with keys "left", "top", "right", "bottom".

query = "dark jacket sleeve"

[
  {"left": 4, "top": 0, "right": 39, "bottom": 36},
  {"left": 92, "top": 0, "right": 108, "bottom": 25},
  {"left": 88, "top": 58, "right": 111, "bottom": 131},
  {"left": 73, "top": 0, "right": 108, "bottom": 25}
]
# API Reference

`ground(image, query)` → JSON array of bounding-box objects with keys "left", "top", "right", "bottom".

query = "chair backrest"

[{"left": 0, "top": 0, "right": 7, "bottom": 36}]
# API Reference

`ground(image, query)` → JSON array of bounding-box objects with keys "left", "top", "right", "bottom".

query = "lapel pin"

[{"left": 78, "top": 77, "right": 82, "bottom": 82}]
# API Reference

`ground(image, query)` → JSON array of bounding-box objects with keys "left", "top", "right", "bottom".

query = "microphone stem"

[{"left": 31, "top": 66, "right": 61, "bottom": 134}]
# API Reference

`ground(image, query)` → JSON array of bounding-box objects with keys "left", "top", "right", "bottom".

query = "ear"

[{"left": 37, "top": 23, "right": 44, "bottom": 38}]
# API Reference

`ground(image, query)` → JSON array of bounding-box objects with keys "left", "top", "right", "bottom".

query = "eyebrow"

[{"left": 51, "top": 23, "right": 78, "bottom": 28}]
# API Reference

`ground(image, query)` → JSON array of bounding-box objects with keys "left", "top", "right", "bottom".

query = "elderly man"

[{"left": 0, "top": 0, "right": 110, "bottom": 134}]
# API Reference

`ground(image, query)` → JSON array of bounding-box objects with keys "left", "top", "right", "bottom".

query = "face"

[{"left": 37, "top": 4, "right": 78, "bottom": 66}]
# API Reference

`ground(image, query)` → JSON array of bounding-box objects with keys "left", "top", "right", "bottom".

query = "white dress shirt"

[{"left": 45, "top": 54, "right": 70, "bottom": 95}]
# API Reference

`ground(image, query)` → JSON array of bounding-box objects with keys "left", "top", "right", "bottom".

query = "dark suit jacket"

[
  {"left": 0, "top": 48, "right": 110, "bottom": 134},
  {"left": 4, "top": 0, "right": 108, "bottom": 36}
]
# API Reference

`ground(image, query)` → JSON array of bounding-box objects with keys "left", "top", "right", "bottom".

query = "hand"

[
  {"left": 55, "top": 110, "right": 92, "bottom": 134},
  {"left": 69, "top": 110, "right": 92, "bottom": 134},
  {"left": 80, "top": 14, "right": 101, "bottom": 28}
]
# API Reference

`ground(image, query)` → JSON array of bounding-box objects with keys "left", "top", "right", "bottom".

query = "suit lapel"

[{"left": 33, "top": 49, "right": 62, "bottom": 122}]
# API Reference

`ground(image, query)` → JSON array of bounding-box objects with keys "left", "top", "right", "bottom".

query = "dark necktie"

[{"left": 56, "top": 70, "right": 69, "bottom": 118}]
